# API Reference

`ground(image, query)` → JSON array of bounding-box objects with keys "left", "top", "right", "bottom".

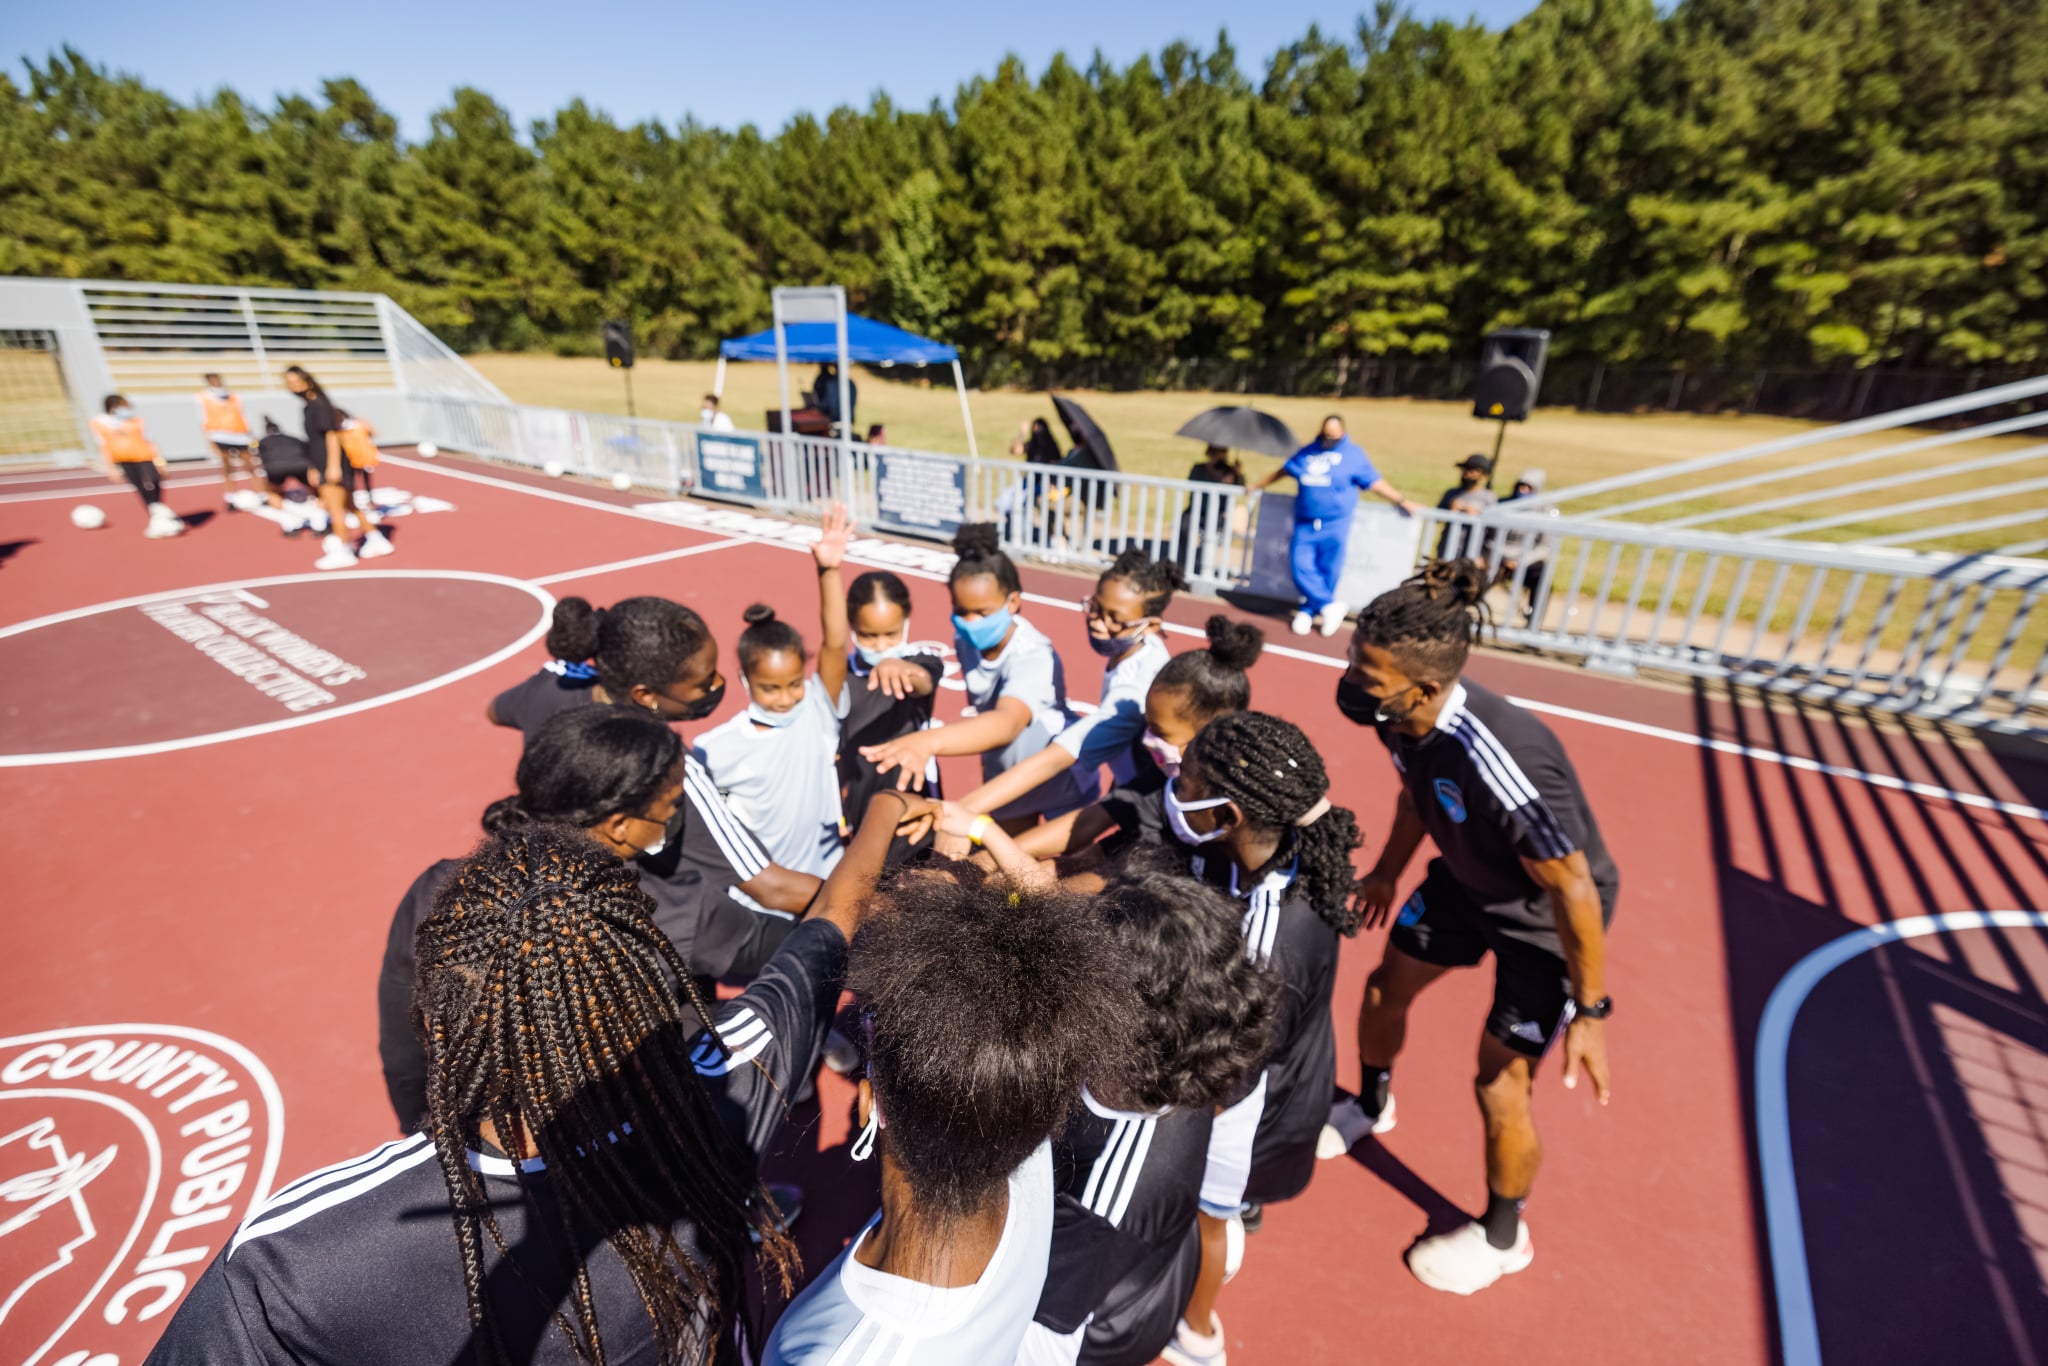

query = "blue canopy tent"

[{"left": 715, "top": 303, "right": 978, "bottom": 455}]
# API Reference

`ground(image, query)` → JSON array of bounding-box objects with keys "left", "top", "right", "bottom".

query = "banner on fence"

[
  {"left": 697, "top": 435, "right": 767, "bottom": 502},
  {"left": 873, "top": 451, "right": 967, "bottom": 539},
  {"left": 1244, "top": 495, "right": 1424, "bottom": 611}
]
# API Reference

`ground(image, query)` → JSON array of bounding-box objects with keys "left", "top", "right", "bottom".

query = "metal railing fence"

[
  {"left": 409, "top": 392, "right": 2048, "bottom": 735},
  {"left": 407, "top": 395, "right": 1253, "bottom": 593},
  {"left": 1421, "top": 506, "right": 2048, "bottom": 732}
]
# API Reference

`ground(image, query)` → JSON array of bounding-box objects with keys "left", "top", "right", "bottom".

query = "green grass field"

[{"left": 467, "top": 353, "right": 2047, "bottom": 556}]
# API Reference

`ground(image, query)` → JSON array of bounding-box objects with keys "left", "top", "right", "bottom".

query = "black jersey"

[
  {"left": 255, "top": 431, "right": 312, "bottom": 478},
  {"left": 837, "top": 650, "right": 945, "bottom": 816},
  {"left": 1098, "top": 746, "right": 1174, "bottom": 856},
  {"left": 1036, "top": 1093, "right": 1211, "bottom": 1366},
  {"left": 153, "top": 918, "right": 846, "bottom": 1366},
  {"left": 377, "top": 759, "right": 778, "bottom": 1128},
  {"left": 490, "top": 666, "right": 598, "bottom": 736},
  {"left": 1193, "top": 852, "right": 1338, "bottom": 1186},
  {"left": 1374, "top": 680, "right": 1618, "bottom": 953}
]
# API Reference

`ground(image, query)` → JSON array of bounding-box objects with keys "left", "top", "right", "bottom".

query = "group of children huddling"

[
  {"left": 146, "top": 509, "right": 1613, "bottom": 1366},
  {"left": 87, "top": 368, "right": 392, "bottom": 568}
]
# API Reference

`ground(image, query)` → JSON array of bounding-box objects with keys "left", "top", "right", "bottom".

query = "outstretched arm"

[
  {"left": 1356, "top": 788, "right": 1427, "bottom": 929},
  {"left": 1367, "top": 478, "right": 1420, "bottom": 516},
  {"left": 812, "top": 503, "right": 852, "bottom": 706},
  {"left": 860, "top": 696, "right": 1033, "bottom": 792},
  {"left": 956, "top": 741, "right": 1076, "bottom": 817},
  {"left": 810, "top": 791, "right": 930, "bottom": 939}
]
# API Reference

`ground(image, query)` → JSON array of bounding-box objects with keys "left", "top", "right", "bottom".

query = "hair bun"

[
  {"left": 952, "top": 522, "right": 1002, "bottom": 557},
  {"left": 742, "top": 603, "right": 778, "bottom": 627},
  {"left": 1420, "top": 557, "right": 1489, "bottom": 608},
  {"left": 1202, "top": 615, "right": 1265, "bottom": 671}
]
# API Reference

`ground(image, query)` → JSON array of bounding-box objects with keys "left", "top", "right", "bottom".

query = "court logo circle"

[
  {"left": 0, "top": 1025, "right": 285, "bottom": 1366},
  {"left": 0, "top": 570, "right": 554, "bottom": 766}
]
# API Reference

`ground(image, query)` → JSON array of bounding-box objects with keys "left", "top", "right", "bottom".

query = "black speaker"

[
  {"left": 1473, "top": 327, "right": 1549, "bottom": 422},
  {"left": 602, "top": 319, "right": 635, "bottom": 369}
]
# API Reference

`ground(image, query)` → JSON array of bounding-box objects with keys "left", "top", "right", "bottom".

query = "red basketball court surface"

[{"left": 5, "top": 451, "right": 2048, "bottom": 1365}]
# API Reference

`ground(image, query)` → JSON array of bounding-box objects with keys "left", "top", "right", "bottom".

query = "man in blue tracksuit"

[{"left": 1252, "top": 415, "right": 1420, "bottom": 637}]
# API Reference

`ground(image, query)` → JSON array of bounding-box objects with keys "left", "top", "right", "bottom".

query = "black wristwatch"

[{"left": 1573, "top": 996, "right": 1614, "bottom": 1020}]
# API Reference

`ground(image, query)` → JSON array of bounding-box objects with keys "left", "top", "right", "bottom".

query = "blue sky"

[{"left": 12, "top": 0, "right": 1538, "bottom": 139}]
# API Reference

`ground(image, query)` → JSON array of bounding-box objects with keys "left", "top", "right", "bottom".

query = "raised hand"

[{"left": 813, "top": 502, "right": 852, "bottom": 571}]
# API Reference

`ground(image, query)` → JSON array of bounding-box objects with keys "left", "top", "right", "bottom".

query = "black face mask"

[
  {"left": 1335, "top": 675, "right": 1382, "bottom": 727},
  {"left": 674, "top": 679, "right": 725, "bottom": 721}
]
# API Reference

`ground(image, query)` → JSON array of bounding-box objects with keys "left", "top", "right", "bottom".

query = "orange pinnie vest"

[
  {"left": 90, "top": 414, "right": 158, "bottom": 464},
  {"left": 198, "top": 390, "right": 248, "bottom": 436}
]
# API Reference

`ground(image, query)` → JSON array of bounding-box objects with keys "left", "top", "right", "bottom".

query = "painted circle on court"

[{"left": 0, "top": 571, "right": 552, "bottom": 765}]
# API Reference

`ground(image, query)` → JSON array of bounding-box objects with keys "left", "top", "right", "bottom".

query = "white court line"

[
  {"left": 375, "top": 455, "right": 2048, "bottom": 823},
  {"left": 0, "top": 570, "right": 553, "bottom": 767},
  {"left": 0, "top": 474, "right": 233, "bottom": 504},
  {"left": 1756, "top": 910, "right": 2048, "bottom": 1366},
  {"left": 0, "top": 468, "right": 104, "bottom": 485},
  {"left": 530, "top": 537, "right": 751, "bottom": 586}
]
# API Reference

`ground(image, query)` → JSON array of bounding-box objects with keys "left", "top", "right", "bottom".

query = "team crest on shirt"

[
  {"left": 1433, "top": 778, "right": 1468, "bottom": 823},
  {"left": 0, "top": 1026, "right": 283, "bottom": 1366}
]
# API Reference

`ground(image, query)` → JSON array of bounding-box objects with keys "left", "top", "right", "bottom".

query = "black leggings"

[{"left": 119, "top": 462, "right": 162, "bottom": 508}]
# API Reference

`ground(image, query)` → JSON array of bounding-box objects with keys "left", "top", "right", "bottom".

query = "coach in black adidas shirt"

[{"left": 1327, "top": 559, "right": 1617, "bottom": 1297}]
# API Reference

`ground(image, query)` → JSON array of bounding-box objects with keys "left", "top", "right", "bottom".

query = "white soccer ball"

[
  {"left": 543, "top": 460, "right": 566, "bottom": 478},
  {"left": 611, "top": 471, "right": 633, "bottom": 491},
  {"left": 416, "top": 441, "right": 438, "bottom": 458},
  {"left": 71, "top": 503, "right": 107, "bottom": 530}
]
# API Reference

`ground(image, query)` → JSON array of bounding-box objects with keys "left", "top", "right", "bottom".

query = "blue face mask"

[
  {"left": 1088, "top": 621, "right": 1153, "bottom": 658},
  {"left": 854, "top": 618, "right": 910, "bottom": 670},
  {"left": 953, "top": 606, "right": 1013, "bottom": 653}
]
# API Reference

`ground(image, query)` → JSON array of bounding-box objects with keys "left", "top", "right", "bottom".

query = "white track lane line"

[
  {"left": 373, "top": 454, "right": 2048, "bottom": 824},
  {"left": 530, "top": 538, "right": 751, "bottom": 586},
  {"left": 0, "top": 474, "right": 230, "bottom": 504},
  {"left": 1756, "top": 910, "right": 2048, "bottom": 1366}
]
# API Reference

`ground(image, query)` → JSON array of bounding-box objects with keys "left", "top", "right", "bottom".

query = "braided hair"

[
  {"left": 949, "top": 523, "right": 1020, "bottom": 595},
  {"left": 591, "top": 597, "right": 714, "bottom": 700},
  {"left": 736, "top": 604, "right": 806, "bottom": 673},
  {"left": 1100, "top": 548, "right": 1187, "bottom": 617},
  {"left": 1183, "top": 711, "right": 1364, "bottom": 935},
  {"left": 415, "top": 826, "right": 796, "bottom": 1365},
  {"left": 1153, "top": 614, "right": 1263, "bottom": 720},
  {"left": 1352, "top": 558, "right": 1490, "bottom": 685},
  {"left": 481, "top": 705, "right": 680, "bottom": 834}
]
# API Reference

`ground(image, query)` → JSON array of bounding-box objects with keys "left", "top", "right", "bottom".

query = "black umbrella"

[
  {"left": 1051, "top": 393, "right": 1119, "bottom": 472},
  {"left": 1174, "top": 406, "right": 1300, "bottom": 460}
]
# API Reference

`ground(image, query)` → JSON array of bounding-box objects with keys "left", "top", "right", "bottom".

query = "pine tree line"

[{"left": 4, "top": 0, "right": 2044, "bottom": 388}]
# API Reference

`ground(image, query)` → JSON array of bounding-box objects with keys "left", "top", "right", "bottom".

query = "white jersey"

[
  {"left": 694, "top": 675, "right": 847, "bottom": 878},
  {"left": 761, "top": 1144, "right": 1054, "bottom": 1366},
  {"left": 957, "top": 617, "right": 1088, "bottom": 821}
]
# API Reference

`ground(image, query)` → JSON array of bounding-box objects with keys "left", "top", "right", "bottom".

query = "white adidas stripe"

[
  {"left": 1452, "top": 716, "right": 1574, "bottom": 859},
  {"left": 684, "top": 755, "right": 770, "bottom": 877},
  {"left": 231, "top": 1138, "right": 438, "bottom": 1256},
  {"left": 1105, "top": 1119, "right": 1156, "bottom": 1227},
  {"left": 239, "top": 1133, "right": 429, "bottom": 1227}
]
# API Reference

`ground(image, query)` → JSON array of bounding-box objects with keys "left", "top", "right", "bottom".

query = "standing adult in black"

[
  {"left": 1328, "top": 559, "right": 1617, "bottom": 1296},
  {"left": 284, "top": 365, "right": 391, "bottom": 569}
]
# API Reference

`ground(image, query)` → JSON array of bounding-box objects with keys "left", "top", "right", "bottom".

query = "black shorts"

[
  {"left": 118, "top": 461, "right": 161, "bottom": 504},
  {"left": 1389, "top": 859, "right": 1576, "bottom": 1059}
]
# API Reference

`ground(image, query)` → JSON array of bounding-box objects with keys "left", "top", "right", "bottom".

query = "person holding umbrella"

[{"left": 1248, "top": 415, "right": 1421, "bottom": 638}]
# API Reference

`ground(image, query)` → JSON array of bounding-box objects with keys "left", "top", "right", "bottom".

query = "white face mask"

[
  {"left": 112, "top": 407, "right": 134, "bottom": 420},
  {"left": 743, "top": 674, "right": 803, "bottom": 728},
  {"left": 854, "top": 615, "right": 910, "bottom": 670},
  {"left": 210, "top": 387, "right": 230, "bottom": 399},
  {"left": 1142, "top": 731, "right": 1182, "bottom": 779},
  {"left": 1164, "top": 778, "right": 1232, "bottom": 846}
]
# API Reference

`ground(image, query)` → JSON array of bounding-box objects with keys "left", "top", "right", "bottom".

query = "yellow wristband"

[{"left": 966, "top": 814, "right": 993, "bottom": 846}]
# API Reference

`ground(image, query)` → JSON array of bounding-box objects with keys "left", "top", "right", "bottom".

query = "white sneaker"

[
  {"left": 1161, "top": 1314, "right": 1227, "bottom": 1366},
  {"left": 357, "top": 529, "right": 395, "bottom": 559},
  {"left": 1405, "top": 1219, "right": 1534, "bottom": 1295},
  {"left": 144, "top": 509, "right": 184, "bottom": 538},
  {"left": 1318, "top": 1092, "right": 1396, "bottom": 1158},
  {"left": 1318, "top": 601, "right": 1348, "bottom": 636},
  {"left": 315, "top": 534, "right": 358, "bottom": 570},
  {"left": 1289, "top": 610, "right": 1313, "bottom": 636}
]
